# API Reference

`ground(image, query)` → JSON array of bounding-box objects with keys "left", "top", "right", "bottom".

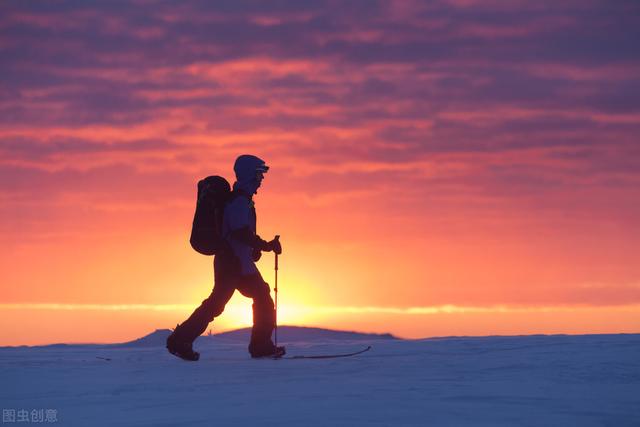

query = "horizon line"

[
  {"left": 1, "top": 303, "right": 639, "bottom": 314},
  {"left": 3, "top": 325, "right": 640, "bottom": 349}
]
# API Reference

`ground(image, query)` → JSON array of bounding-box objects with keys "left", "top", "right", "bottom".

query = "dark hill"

[
  {"left": 110, "top": 329, "right": 172, "bottom": 348},
  {"left": 111, "top": 326, "right": 397, "bottom": 347},
  {"left": 214, "top": 325, "right": 398, "bottom": 342}
]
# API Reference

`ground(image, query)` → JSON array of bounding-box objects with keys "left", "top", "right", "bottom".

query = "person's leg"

[
  {"left": 173, "top": 283, "right": 235, "bottom": 343},
  {"left": 235, "top": 274, "right": 277, "bottom": 356},
  {"left": 169, "top": 254, "right": 238, "bottom": 350}
]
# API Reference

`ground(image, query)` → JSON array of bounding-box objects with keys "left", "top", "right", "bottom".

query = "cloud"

[
  {"left": 0, "top": 162, "right": 194, "bottom": 202},
  {"left": 0, "top": 136, "right": 182, "bottom": 161},
  {"left": 3, "top": 301, "right": 640, "bottom": 313},
  {"left": 307, "top": 302, "right": 640, "bottom": 314}
]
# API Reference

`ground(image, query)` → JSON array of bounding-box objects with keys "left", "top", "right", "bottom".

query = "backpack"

[{"left": 189, "top": 176, "right": 231, "bottom": 255}]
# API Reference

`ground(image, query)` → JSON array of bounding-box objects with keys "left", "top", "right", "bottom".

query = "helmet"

[
  {"left": 233, "top": 154, "right": 269, "bottom": 194},
  {"left": 234, "top": 154, "right": 269, "bottom": 181}
]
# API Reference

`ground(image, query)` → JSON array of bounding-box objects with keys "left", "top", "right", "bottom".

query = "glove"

[{"left": 269, "top": 237, "right": 282, "bottom": 255}]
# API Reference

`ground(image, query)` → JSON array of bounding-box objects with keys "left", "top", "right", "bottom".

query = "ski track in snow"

[{"left": 2, "top": 334, "right": 640, "bottom": 426}]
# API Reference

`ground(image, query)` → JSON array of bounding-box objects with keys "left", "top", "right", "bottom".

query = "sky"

[{"left": 1, "top": 0, "right": 639, "bottom": 345}]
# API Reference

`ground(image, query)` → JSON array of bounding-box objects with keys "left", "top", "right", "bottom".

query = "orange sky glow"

[{"left": 1, "top": 1, "right": 639, "bottom": 345}]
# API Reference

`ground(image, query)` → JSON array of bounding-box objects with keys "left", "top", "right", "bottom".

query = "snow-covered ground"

[{"left": 2, "top": 333, "right": 639, "bottom": 426}]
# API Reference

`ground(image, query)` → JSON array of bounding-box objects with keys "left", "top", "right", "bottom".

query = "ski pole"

[{"left": 274, "top": 235, "right": 280, "bottom": 348}]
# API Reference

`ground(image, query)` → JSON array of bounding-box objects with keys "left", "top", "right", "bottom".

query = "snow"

[{"left": 2, "top": 333, "right": 640, "bottom": 426}]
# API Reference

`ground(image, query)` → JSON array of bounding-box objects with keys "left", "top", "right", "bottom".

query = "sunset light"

[{"left": 1, "top": 1, "right": 639, "bottom": 347}]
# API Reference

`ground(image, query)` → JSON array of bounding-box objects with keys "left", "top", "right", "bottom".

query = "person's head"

[{"left": 233, "top": 154, "right": 269, "bottom": 195}]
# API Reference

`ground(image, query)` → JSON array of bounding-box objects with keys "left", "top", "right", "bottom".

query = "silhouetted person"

[{"left": 167, "top": 155, "right": 283, "bottom": 360}]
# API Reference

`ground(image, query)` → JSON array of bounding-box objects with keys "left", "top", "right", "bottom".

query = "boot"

[
  {"left": 249, "top": 341, "right": 286, "bottom": 359},
  {"left": 166, "top": 324, "right": 200, "bottom": 361},
  {"left": 248, "top": 320, "right": 285, "bottom": 358}
]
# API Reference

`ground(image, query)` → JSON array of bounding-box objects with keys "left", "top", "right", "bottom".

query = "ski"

[
  {"left": 277, "top": 345, "right": 371, "bottom": 360},
  {"left": 98, "top": 346, "right": 371, "bottom": 361}
]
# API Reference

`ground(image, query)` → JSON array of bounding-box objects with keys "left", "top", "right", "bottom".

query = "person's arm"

[
  {"left": 229, "top": 226, "right": 271, "bottom": 251},
  {"left": 226, "top": 198, "right": 282, "bottom": 254},
  {"left": 229, "top": 227, "right": 282, "bottom": 254}
]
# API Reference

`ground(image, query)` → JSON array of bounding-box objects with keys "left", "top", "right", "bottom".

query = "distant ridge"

[
  {"left": 0, "top": 326, "right": 397, "bottom": 349},
  {"left": 3, "top": 331, "right": 638, "bottom": 349},
  {"left": 110, "top": 329, "right": 172, "bottom": 348},
  {"left": 214, "top": 325, "right": 398, "bottom": 342},
  {"left": 58, "top": 326, "right": 397, "bottom": 348}
]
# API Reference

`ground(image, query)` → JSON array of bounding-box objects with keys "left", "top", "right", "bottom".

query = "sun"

[{"left": 210, "top": 292, "right": 318, "bottom": 333}]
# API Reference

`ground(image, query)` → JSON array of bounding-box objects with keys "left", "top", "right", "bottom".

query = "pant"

[{"left": 175, "top": 251, "right": 276, "bottom": 353}]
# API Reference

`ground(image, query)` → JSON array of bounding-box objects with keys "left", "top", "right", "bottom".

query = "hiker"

[{"left": 167, "top": 154, "right": 284, "bottom": 360}]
